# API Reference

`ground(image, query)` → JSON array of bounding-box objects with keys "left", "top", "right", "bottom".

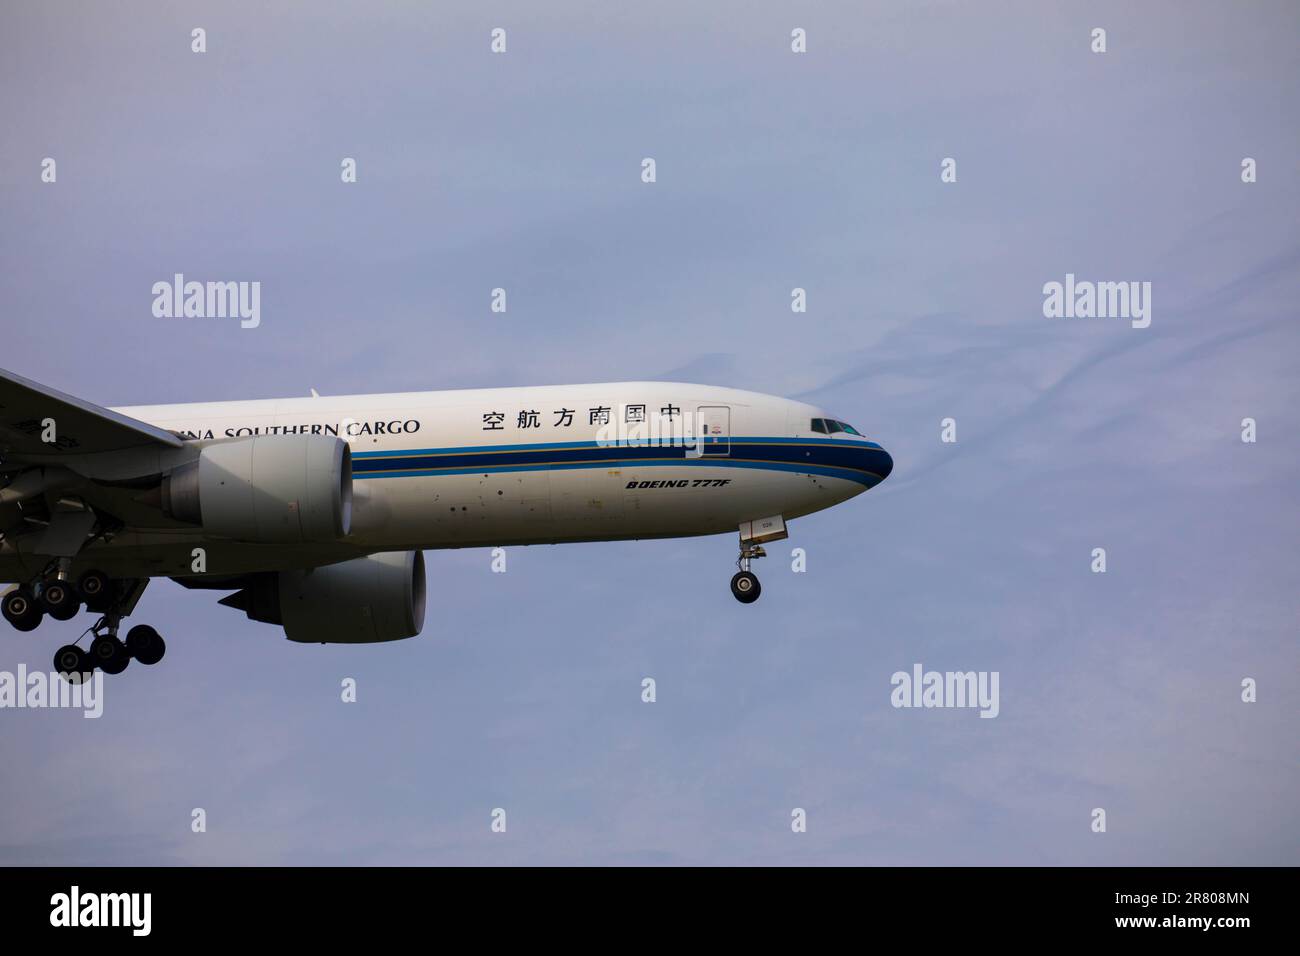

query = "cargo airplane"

[{"left": 0, "top": 368, "right": 892, "bottom": 678}]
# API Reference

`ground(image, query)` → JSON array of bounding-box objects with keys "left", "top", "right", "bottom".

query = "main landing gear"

[
  {"left": 54, "top": 619, "right": 166, "bottom": 681},
  {"left": 730, "top": 541, "right": 766, "bottom": 604},
  {"left": 2, "top": 568, "right": 115, "bottom": 632},
  {"left": 3, "top": 567, "right": 166, "bottom": 680}
]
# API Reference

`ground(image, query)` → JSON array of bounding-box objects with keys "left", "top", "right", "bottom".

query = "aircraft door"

[{"left": 697, "top": 405, "right": 731, "bottom": 456}]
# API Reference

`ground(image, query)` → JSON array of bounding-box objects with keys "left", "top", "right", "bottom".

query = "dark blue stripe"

[
  {"left": 348, "top": 437, "right": 891, "bottom": 487},
  {"left": 354, "top": 458, "right": 879, "bottom": 485},
  {"left": 349, "top": 436, "right": 882, "bottom": 458}
]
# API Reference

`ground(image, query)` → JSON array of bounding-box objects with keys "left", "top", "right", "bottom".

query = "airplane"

[{"left": 0, "top": 367, "right": 893, "bottom": 679}]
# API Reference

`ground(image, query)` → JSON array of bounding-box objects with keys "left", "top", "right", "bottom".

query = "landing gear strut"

[{"left": 730, "top": 541, "right": 766, "bottom": 604}]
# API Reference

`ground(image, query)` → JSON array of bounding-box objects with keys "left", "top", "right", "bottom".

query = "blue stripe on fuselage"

[
  {"left": 349, "top": 435, "right": 882, "bottom": 458},
  {"left": 349, "top": 437, "right": 891, "bottom": 487}
]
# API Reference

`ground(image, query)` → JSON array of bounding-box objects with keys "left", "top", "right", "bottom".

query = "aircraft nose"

[{"left": 866, "top": 444, "right": 893, "bottom": 484}]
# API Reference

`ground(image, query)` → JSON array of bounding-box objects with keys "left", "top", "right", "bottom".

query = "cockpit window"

[{"left": 813, "top": 417, "right": 863, "bottom": 436}]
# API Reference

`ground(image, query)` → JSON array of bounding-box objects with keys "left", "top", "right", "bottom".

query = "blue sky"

[{"left": 1, "top": 0, "right": 1297, "bottom": 864}]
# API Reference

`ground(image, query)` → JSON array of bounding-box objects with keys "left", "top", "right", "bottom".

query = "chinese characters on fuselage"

[{"left": 482, "top": 403, "right": 682, "bottom": 430}]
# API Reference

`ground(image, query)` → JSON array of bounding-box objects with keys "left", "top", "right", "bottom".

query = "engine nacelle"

[
  {"left": 223, "top": 551, "right": 426, "bottom": 644},
  {"left": 163, "top": 435, "right": 352, "bottom": 543}
]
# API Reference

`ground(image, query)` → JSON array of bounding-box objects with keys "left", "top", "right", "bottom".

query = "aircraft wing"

[{"left": 0, "top": 366, "right": 183, "bottom": 460}]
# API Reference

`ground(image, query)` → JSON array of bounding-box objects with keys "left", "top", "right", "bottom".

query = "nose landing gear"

[
  {"left": 729, "top": 515, "right": 789, "bottom": 604},
  {"left": 731, "top": 541, "right": 767, "bottom": 604}
]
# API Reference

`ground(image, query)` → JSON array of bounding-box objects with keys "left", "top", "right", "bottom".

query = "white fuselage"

[{"left": 1, "top": 382, "right": 892, "bottom": 580}]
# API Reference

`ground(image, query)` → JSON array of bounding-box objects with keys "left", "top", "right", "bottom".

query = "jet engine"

[
  {"left": 162, "top": 435, "right": 352, "bottom": 543},
  {"left": 220, "top": 551, "right": 426, "bottom": 644}
]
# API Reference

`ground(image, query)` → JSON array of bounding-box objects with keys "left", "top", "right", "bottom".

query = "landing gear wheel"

[
  {"left": 125, "top": 625, "right": 166, "bottom": 666},
  {"left": 2, "top": 589, "right": 43, "bottom": 632},
  {"left": 78, "top": 570, "right": 113, "bottom": 613},
  {"left": 730, "top": 571, "right": 761, "bottom": 604},
  {"left": 90, "top": 634, "right": 130, "bottom": 674},
  {"left": 41, "top": 581, "right": 81, "bottom": 621},
  {"left": 53, "top": 644, "right": 92, "bottom": 682}
]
